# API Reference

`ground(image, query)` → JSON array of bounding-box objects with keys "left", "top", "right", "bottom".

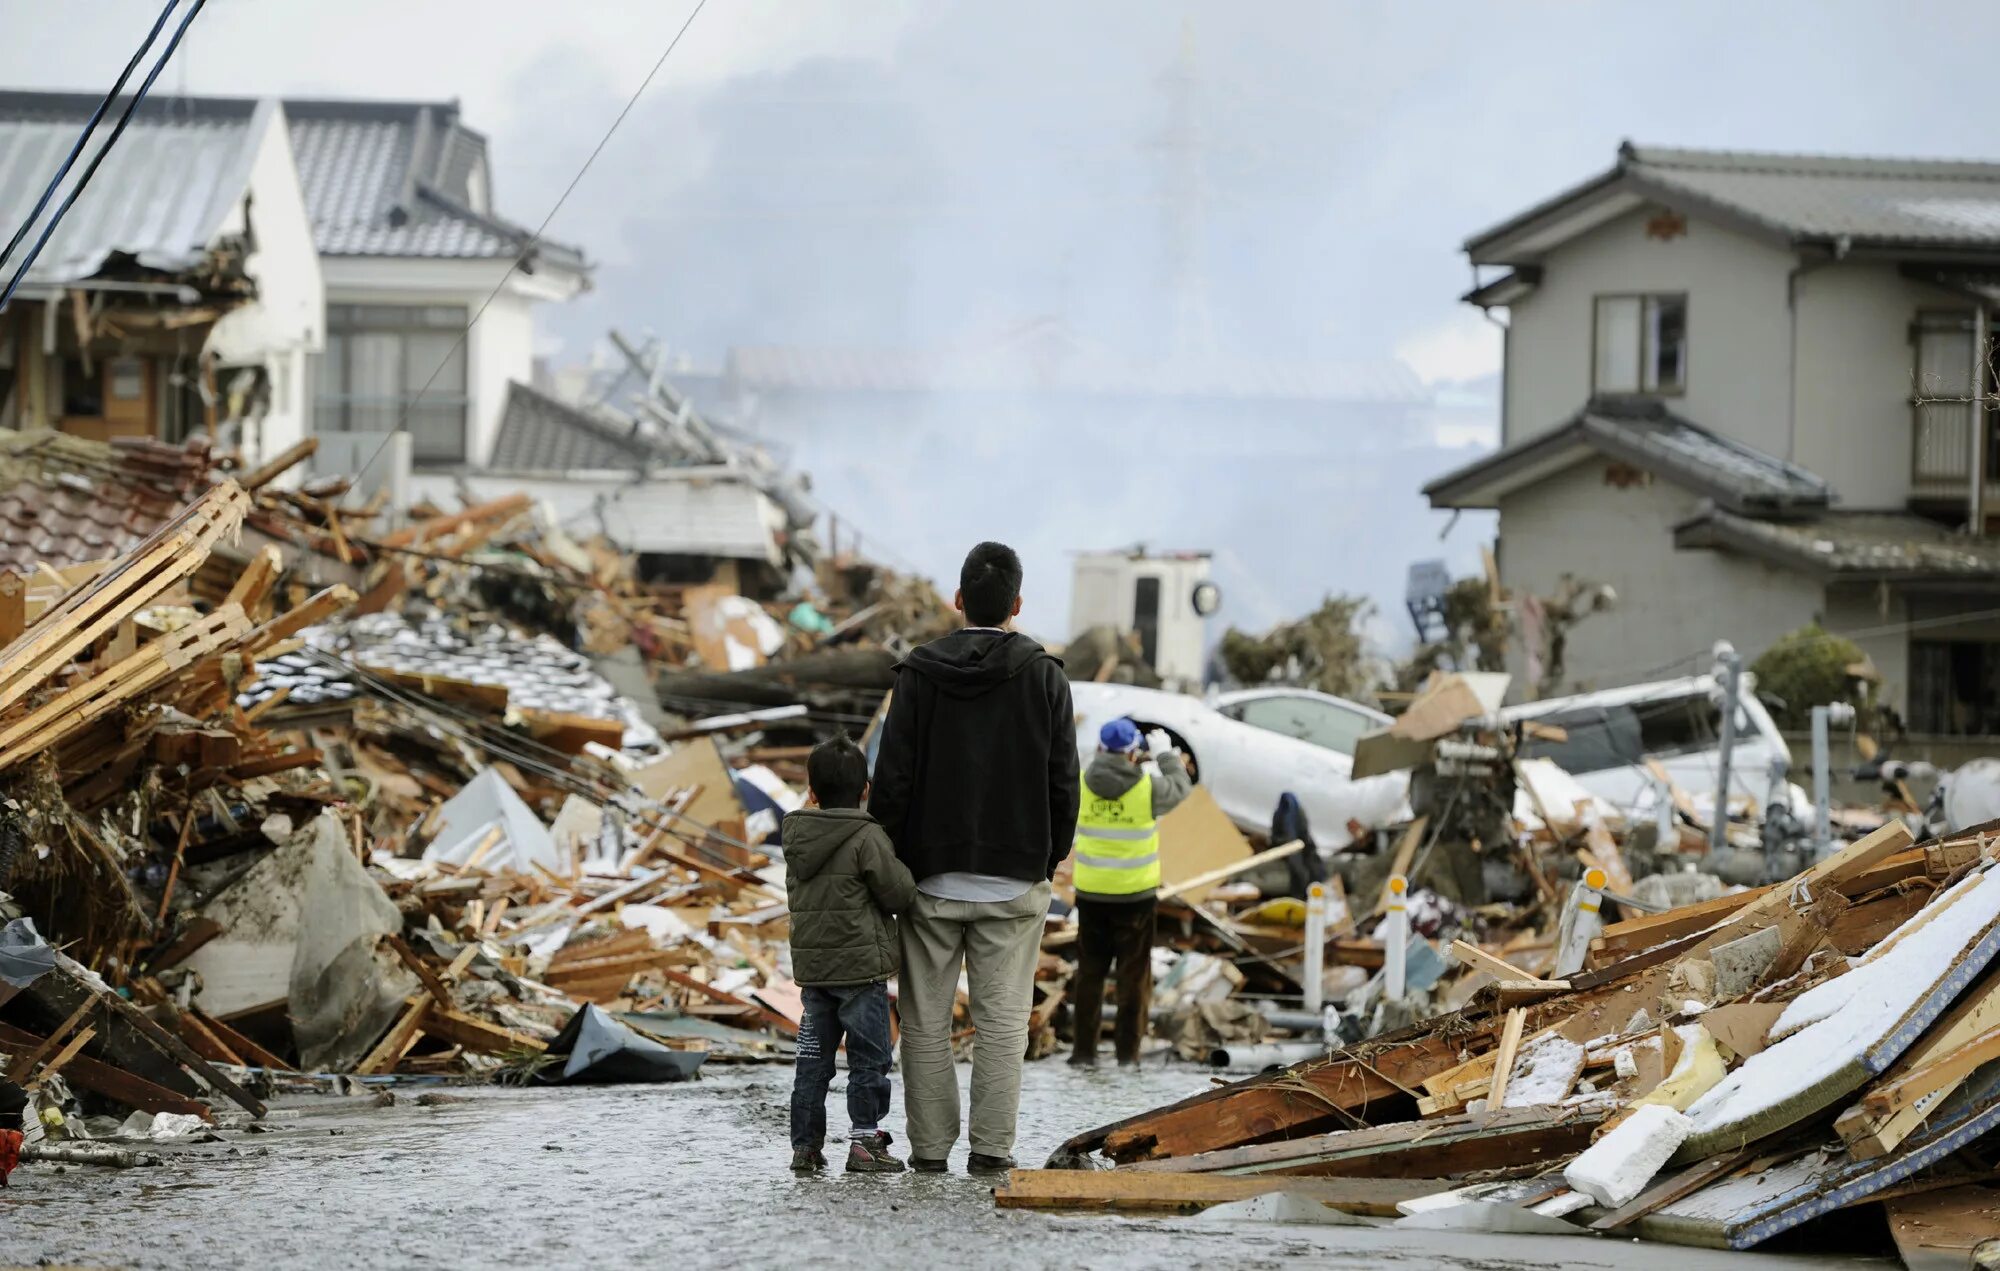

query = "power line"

[
  {"left": 346, "top": 0, "right": 709, "bottom": 486},
  {"left": 0, "top": 0, "right": 180, "bottom": 274},
  {"left": 0, "top": 0, "right": 209, "bottom": 313}
]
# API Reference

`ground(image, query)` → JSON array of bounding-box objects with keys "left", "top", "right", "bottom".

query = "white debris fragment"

[
  {"left": 1563, "top": 1105, "right": 1693, "bottom": 1208},
  {"left": 1531, "top": 1190, "right": 1596, "bottom": 1218}
]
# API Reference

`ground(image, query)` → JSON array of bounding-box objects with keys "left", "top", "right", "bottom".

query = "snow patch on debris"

[
  {"left": 1686, "top": 864, "right": 2000, "bottom": 1138},
  {"left": 1564, "top": 1105, "right": 1692, "bottom": 1208},
  {"left": 1502, "top": 1034, "right": 1585, "bottom": 1107}
]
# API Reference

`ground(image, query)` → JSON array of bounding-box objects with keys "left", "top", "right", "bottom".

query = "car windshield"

[
  {"left": 1231, "top": 695, "right": 1374, "bottom": 755},
  {"left": 1515, "top": 691, "right": 1724, "bottom": 774}
]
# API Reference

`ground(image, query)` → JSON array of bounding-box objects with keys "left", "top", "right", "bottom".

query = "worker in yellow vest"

[{"left": 1068, "top": 717, "right": 1191, "bottom": 1067}]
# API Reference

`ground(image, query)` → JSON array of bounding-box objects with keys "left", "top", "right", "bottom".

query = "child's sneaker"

[
  {"left": 845, "top": 1131, "right": 905, "bottom": 1173},
  {"left": 790, "top": 1147, "right": 827, "bottom": 1172}
]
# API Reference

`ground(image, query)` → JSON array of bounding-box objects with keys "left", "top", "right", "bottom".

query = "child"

[{"left": 784, "top": 732, "right": 917, "bottom": 1172}]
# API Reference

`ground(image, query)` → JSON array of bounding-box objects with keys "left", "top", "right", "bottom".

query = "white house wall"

[
  {"left": 1497, "top": 460, "right": 1822, "bottom": 697},
  {"left": 203, "top": 102, "right": 323, "bottom": 474},
  {"left": 1502, "top": 208, "right": 1794, "bottom": 456},
  {"left": 1792, "top": 264, "right": 1968, "bottom": 509},
  {"left": 316, "top": 257, "right": 539, "bottom": 469}
]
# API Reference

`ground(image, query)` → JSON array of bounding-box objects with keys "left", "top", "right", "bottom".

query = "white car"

[
  {"left": 1500, "top": 673, "right": 1800, "bottom": 818},
  {"left": 1070, "top": 682, "right": 1409, "bottom": 848}
]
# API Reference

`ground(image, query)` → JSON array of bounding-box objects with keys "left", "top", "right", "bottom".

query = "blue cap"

[{"left": 1099, "top": 717, "right": 1142, "bottom": 753}]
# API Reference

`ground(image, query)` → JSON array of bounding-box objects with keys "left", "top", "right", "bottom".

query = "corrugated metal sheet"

[{"left": 0, "top": 101, "right": 261, "bottom": 285}]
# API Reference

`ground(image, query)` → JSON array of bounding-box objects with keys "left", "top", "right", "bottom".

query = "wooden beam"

[
  {"left": 147, "top": 916, "right": 223, "bottom": 971},
  {"left": 239, "top": 436, "right": 318, "bottom": 491},
  {"left": 420, "top": 1007, "right": 547, "bottom": 1056},
  {"left": 994, "top": 1169, "right": 1450, "bottom": 1215},
  {"left": 1126, "top": 1104, "right": 1605, "bottom": 1180},
  {"left": 1374, "top": 817, "right": 1428, "bottom": 914},
  {"left": 1449, "top": 940, "right": 1566, "bottom": 989},
  {"left": 24, "top": 1026, "right": 98, "bottom": 1090},
  {"left": 5, "top": 996, "right": 98, "bottom": 1082},
  {"left": 1155, "top": 840, "right": 1304, "bottom": 904},
  {"left": 0, "top": 1021, "right": 211, "bottom": 1121},
  {"left": 189, "top": 1007, "right": 294, "bottom": 1073},
  {"left": 1485, "top": 1008, "right": 1528, "bottom": 1109},
  {"left": 355, "top": 997, "right": 429, "bottom": 1076},
  {"left": 1837, "top": 967, "right": 2000, "bottom": 1157},
  {"left": 1862, "top": 1023, "right": 2000, "bottom": 1120},
  {"left": 384, "top": 934, "right": 453, "bottom": 1008}
]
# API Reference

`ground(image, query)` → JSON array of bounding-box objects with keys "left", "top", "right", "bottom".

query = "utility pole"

[
  {"left": 1973, "top": 308, "right": 1990, "bottom": 535},
  {"left": 1709, "top": 643, "right": 1741, "bottom": 856}
]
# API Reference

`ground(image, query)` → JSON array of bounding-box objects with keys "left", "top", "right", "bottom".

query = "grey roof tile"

[
  {"left": 1676, "top": 507, "right": 2000, "bottom": 580},
  {"left": 1425, "top": 397, "right": 1832, "bottom": 513}
]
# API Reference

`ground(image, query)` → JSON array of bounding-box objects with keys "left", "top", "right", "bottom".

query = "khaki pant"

[{"left": 898, "top": 880, "right": 1051, "bottom": 1159}]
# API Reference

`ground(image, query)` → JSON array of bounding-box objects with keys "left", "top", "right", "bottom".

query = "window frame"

[
  {"left": 313, "top": 303, "right": 471, "bottom": 465},
  {"left": 1590, "top": 292, "right": 1688, "bottom": 397}
]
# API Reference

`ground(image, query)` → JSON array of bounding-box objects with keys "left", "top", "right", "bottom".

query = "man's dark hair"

[
  {"left": 807, "top": 731, "right": 869, "bottom": 809},
  {"left": 959, "top": 541, "right": 1023, "bottom": 627}
]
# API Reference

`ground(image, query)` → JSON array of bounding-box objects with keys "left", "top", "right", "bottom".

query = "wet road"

[{"left": 4, "top": 1062, "right": 1893, "bottom": 1270}]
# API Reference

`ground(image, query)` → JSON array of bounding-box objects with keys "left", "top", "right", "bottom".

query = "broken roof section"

[
  {"left": 488, "top": 381, "right": 655, "bottom": 474},
  {"left": 0, "top": 93, "right": 272, "bottom": 288},
  {"left": 1467, "top": 140, "right": 2000, "bottom": 266},
  {"left": 0, "top": 428, "right": 211, "bottom": 572},
  {"left": 1423, "top": 397, "right": 1833, "bottom": 516}
]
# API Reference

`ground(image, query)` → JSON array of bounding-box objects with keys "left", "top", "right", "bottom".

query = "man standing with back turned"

[{"left": 868, "top": 541, "right": 1079, "bottom": 1175}]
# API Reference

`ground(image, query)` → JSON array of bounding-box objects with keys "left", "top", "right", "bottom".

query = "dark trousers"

[
  {"left": 789, "top": 980, "right": 893, "bottom": 1149},
  {"left": 1069, "top": 896, "right": 1156, "bottom": 1065}
]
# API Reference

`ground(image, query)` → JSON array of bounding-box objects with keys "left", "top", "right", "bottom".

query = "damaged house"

[
  {"left": 1429, "top": 142, "right": 2000, "bottom": 734},
  {"left": 0, "top": 93, "right": 323, "bottom": 464}
]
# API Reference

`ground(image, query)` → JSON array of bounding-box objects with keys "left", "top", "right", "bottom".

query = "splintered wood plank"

[
  {"left": 1720, "top": 821, "right": 1915, "bottom": 935},
  {"left": 0, "top": 1020, "right": 211, "bottom": 1121},
  {"left": 172, "top": 1008, "right": 245, "bottom": 1067},
  {"left": 1126, "top": 1104, "right": 1606, "bottom": 1180},
  {"left": 5, "top": 996, "right": 97, "bottom": 1081},
  {"left": 993, "top": 1169, "right": 1450, "bottom": 1215},
  {"left": 1485, "top": 1009, "right": 1528, "bottom": 1110},
  {"left": 356, "top": 998, "right": 430, "bottom": 1075},
  {"left": 385, "top": 934, "right": 454, "bottom": 1008},
  {"left": 147, "top": 916, "right": 224, "bottom": 971},
  {"left": 190, "top": 1007, "right": 294, "bottom": 1073},
  {"left": 1838, "top": 966, "right": 2000, "bottom": 1157},
  {"left": 24, "top": 1026, "right": 97, "bottom": 1090},
  {"left": 1449, "top": 940, "right": 1566, "bottom": 989},
  {"left": 245, "top": 584, "right": 358, "bottom": 654},
  {"left": 1375, "top": 817, "right": 1428, "bottom": 914},
  {"left": 420, "top": 1008, "right": 547, "bottom": 1056}
]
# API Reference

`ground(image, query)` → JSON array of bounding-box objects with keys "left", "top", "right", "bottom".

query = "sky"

[{"left": 6, "top": 0, "right": 2000, "bottom": 643}]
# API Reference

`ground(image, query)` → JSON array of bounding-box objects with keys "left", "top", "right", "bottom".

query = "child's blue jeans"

[{"left": 789, "top": 980, "right": 893, "bottom": 1149}]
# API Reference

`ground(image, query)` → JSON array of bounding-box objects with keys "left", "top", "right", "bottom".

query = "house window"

[
  {"left": 1910, "top": 640, "right": 2000, "bottom": 735},
  {"left": 1593, "top": 294, "right": 1686, "bottom": 395},
  {"left": 314, "top": 304, "right": 469, "bottom": 464},
  {"left": 1910, "top": 311, "right": 1994, "bottom": 495}
]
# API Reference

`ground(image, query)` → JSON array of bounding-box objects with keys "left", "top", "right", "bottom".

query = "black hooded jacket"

[{"left": 867, "top": 628, "right": 1080, "bottom": 886}]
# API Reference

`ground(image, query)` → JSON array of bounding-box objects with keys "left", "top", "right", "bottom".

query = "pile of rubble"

[
  {"left": 1015, "top": 815, "right": 2000, "bottom": 1263},
  {"left": 0, "top": 427, "right": 957, "bottom": 1179}
]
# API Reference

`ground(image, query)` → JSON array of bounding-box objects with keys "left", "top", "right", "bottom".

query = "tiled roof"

[
  {"left": 1468, "top": 141, "right": 2000, "bottom": 263},
  {"left": 487, "top": 381, "right": 653, "bottom": 473},
  {"left": 0, "top": 429, "right": 211, "bottom": 573},
  {"left": 1425, "top": 397, "right": 1833, "bottom": 514},
  {"left": 0, "top": 91, "right": 585, "bottom": 271},
  {"left": 0, "top": 93, "right": 264, "bottom": 287},
  {"left": 284, "top": 99, "right": 584, "bottom": 268},
  {"left": 1675, "top": 507, "right": 2000, "bottom": 581}
]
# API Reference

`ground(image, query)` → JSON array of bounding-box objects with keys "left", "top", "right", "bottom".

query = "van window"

[{"left": 1518, "top": 691, "right": 1721, "bottom": 774}]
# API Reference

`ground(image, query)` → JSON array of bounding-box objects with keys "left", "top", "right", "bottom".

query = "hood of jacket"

[
  {"left": 897, "top": 628, "right": 1057, "bottom": 700},
  {"left": 1084, "top": 751, "right": 1145, "bottom": 801},
  {"left": 781, "top": 808, "right": 877, "bottom": 884}
]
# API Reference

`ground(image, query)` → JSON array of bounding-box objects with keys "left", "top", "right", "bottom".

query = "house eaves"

[
  {"left": 1425, "top": 398, "right": 1834, "bottom": 515},
  {"left": 1674, "top": 505, "right": 2000, "bottom": 587}
]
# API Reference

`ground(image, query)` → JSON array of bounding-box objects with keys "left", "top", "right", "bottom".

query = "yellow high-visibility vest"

[{"left": 1073, "top": 772, "right": 1160, "bottom": 896}]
